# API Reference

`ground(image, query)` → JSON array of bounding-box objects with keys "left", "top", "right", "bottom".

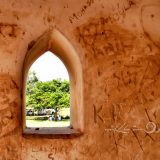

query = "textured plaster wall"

[{"left": 0, "top": 0, "right": 160, "bottom": 159}]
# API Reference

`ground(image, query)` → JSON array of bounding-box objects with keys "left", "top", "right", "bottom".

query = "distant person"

[{"left": 49, "top": 116, "right": 52, "bottom": 121}]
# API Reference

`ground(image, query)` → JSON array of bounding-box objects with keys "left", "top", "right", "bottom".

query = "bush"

[
  {"left": 61, "top": 115, "right": 70, "bottom": 120},
  {"left": 26, "top": 116, "right": 48, "bottom": 120}
]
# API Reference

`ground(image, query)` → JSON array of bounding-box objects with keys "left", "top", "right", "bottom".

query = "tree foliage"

[
  {"left": 26, "top": 71, "right": 39, "bottom": 95},
  {"left": 26, "top": 71, "right": 70, "bottom": 120}
]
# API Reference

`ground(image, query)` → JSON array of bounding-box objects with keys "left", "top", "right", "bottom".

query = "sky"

[{"left": 29, "top": 51, "right": 69, "bottom": 81}]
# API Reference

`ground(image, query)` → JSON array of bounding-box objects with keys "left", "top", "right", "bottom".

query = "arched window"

[
  {"left": 22, "top": 29, "right": 84, "bottom": 135},
  {"left": 26, "top": 51, "right": 71, "bottom": 128}
]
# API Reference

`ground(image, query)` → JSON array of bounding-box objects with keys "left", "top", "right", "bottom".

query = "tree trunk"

[{"left": 54, "top": 107, "right": 58, "bottom": 121}]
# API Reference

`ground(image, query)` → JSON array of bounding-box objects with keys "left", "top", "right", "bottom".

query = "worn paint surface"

[{"left": 0, "top": 0, "right": 159, "bottom": 159}]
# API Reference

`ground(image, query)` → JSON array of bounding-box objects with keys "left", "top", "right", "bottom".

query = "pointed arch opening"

[
  {"left": 26, "top": 51, "right": 71, "bottom": 128},
  {"left": 22, "top": 29, "right": 84, "bottom": 135}
]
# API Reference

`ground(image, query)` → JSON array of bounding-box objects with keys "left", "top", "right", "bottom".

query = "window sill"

[{"left": 23, "top": 127, "right": 82, "bottom": 136}]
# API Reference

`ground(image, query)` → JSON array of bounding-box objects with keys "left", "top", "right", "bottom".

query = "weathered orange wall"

[{"left": 0, "top": 0, "right": 160, "bottom": 159}]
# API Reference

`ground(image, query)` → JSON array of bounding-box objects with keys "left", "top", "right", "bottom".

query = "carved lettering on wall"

[
  {"left": 48, "top": 153, "right": 54, "bottom": 160},
  {"left": 93, "top": 104, "right": 104, "bottom": 123},
  {"left": 0, "top": 23, "right": 21, "bottom": 38},
  {"left": 0, "top": 74, "right": 19, "bottom": 137},
  {"left": 69, "top": 0, "right": 95, "bottom": 23},
  {"left": 32, "top": 144, "right": 70, "bottom": 154},
  {"left": 76, "top": 18, "right": 140, "bottom": 63},
  {"left": 69, "top": 0, "right": 136, "bottom": 24}
]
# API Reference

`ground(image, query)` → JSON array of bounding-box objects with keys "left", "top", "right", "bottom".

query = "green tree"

[
  {"left": 26, "top": 75, "right": 70, "bottom": 121},
  {"left": 26, "top": 71, "right": 39, "bottom": 95},
  {"left": 27, "top": 71, "right": 39, "bottom": 84}
]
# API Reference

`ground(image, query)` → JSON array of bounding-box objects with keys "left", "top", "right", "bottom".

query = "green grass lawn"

[{"left": 26, "top": 119, "right": 70, "bottom": 128}]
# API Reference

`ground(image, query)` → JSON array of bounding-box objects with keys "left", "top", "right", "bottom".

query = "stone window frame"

[{"left": 22, "top": 29, "right": 84, "bottom": 135}]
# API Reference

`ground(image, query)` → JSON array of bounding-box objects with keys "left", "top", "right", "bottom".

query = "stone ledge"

[{"left": 23, "top": 127, "right": 82, "bottom": 136}]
